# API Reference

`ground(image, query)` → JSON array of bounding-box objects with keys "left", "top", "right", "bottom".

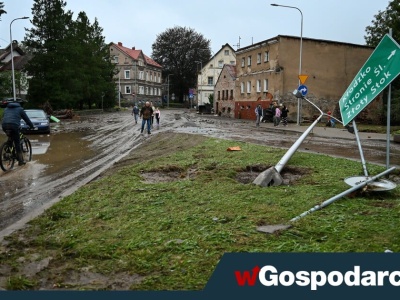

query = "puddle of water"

[
  {"left": 0, "top": 131, "right": 96, "bottom": 229},
  {"left": 27, "top": 131, "right": 94, "bottom": 176}
]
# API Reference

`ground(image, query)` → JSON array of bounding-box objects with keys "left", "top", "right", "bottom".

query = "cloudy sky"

[{"left": 0, "top": 0, "right": 392, "bottom": 56}]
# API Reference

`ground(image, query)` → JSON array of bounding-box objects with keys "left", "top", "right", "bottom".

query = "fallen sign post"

[
  {"left": 253, "top": 92, "right": 325, "bottom": 187},
  {"left": 257, "top": 166, "right": 397, "bottom": 234},
  {"left": 339, "top": 34, "right": 400, "bottom": 126}
]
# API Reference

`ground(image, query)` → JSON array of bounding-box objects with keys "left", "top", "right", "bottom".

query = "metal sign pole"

[
  {"left": 386, "top": 28, "right": 393, "bottom": 170},
  {"left": 352, "top": 120, "right": 369, "bottom": 177}
]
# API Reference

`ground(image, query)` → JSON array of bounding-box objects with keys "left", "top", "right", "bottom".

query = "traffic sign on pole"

[
  {"left": 339, "top": 34, "right": 400, "bottom": 126},
  {"left": 298, "top": 74, "right": 308, "bottom": 85},
  {"left": 298, "top": 85, "right": 308, "bottom": 96}
]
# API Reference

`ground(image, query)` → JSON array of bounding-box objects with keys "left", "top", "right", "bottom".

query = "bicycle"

[{"left": 0, "top": 128, "right": 33, "bottom": 171}]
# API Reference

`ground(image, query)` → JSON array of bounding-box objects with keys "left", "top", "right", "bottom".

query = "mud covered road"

[{"left": 1, "top": 109, "right": 399, "bottom": 239}]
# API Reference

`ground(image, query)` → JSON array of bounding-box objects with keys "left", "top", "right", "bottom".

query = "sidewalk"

[{"left": 273, "top": 123, "right": 391, "bottom": 142}]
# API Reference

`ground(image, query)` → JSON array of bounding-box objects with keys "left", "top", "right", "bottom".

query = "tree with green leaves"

[
  {"left": 68, "top": 12, "right": 116, "bottom": 110},
  {"left": 151, "top": 26, "right": 211, "bottom": 103},
  {"left": 0, "top": 2, "right": 6, "bottom": 20},
  {"left": 365, "top": 0, "right": 400, "bottom": 124},
  {"left": 24, "top": 0, "right": 115, "bottom": 110}
]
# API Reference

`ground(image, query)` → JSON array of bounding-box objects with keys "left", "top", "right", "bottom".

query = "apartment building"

[
  {"left": 109, "top": 42, "right": 163, "bottom": 106},
  {"left": 234, "top": 35, "right": 381, "bottom": 123}
]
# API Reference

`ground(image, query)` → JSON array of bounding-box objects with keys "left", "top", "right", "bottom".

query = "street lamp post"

[
  {"left": 271, "top": 4, "right": 303, "bottom": 125},
  {"left": 10, "top": 16, "right": 29, "bottom": 101},
  {"left": 167, "top": 74, "right": 173, "bottom": 108}
]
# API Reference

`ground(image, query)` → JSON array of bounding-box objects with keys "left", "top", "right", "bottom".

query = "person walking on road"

[
  {"left": 255, "top": 104, "right": 263, "bottom": 127},
  {"left": 154, "top": 107, "right": 161, "bottom": 129},
  {"left": 140, "top": 101, "right": 153, "bottom": 135},
  {"left": 131, "top": 105, "right": 139, "bottom": 124},
  {"left": 150, "top": 101, "right": 156, "bottom": 128}
]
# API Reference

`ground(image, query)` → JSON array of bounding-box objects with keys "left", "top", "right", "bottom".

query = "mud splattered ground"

[
  {"left": 0, "top": 109, "right": 399, "bottom": 290},
  {"left": 1, "top": 109, "right": 399, "bottom": 237}
]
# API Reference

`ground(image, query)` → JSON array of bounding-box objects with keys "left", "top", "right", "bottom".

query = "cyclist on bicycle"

[{"left": 1, "top": 100, "right": 35, "bottom": 166}]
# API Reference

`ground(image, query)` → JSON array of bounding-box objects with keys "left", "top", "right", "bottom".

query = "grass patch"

[{"left": 1, "top": 136, "right": 399, "bottom": 290}]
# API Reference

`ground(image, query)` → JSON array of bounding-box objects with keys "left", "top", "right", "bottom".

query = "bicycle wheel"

[
  {"left": 21, "top": 137, "right": 32, "bottom": 162},
  {"left": 0, "top": 142, "right": 15, "bottom": 171}
]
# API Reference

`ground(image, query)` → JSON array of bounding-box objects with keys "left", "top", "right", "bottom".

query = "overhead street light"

[
  {"left": 271, "top": 4, "right": 303, "bottom": 125},
  {"left": 10, "top": 16, "right": 29, "bottom": 101}
]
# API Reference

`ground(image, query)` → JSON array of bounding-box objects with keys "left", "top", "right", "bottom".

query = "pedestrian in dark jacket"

[
  {"left": 2, "top": 101, "right": 35, "bottom": 165},
  {"left": 255, "top": 104, "right": 263, "bottom": 127},
  {"left": 281, "top": 105, "right": 289, "bottom": 126},
  {"left": 131, "top": 105, "right": 139, "bottom": 124},
  {"left": 139, "top": 101, "right": 153, "bottom": 134}
]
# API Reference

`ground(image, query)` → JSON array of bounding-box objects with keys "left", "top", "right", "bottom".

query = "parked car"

[{"left": 21, "top": 109, "right": 51, "bottom": 134}]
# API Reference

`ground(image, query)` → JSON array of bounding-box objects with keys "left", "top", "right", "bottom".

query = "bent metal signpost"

[{"left": 339, "top": 34, "right": 400, "bottom": 126}]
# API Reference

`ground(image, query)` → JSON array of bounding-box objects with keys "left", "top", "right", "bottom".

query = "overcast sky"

[{"left": 0, "top": 0, "right": 392, "bottom": 56}]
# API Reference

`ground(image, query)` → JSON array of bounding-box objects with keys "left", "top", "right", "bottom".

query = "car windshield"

[{"left": 26, "top": 111, "right": 47, "bottom": 118}]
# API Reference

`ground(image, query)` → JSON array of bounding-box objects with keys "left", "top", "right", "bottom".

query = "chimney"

[
  {"left": 132, "top": 47, "right": 135, "bottom": 50},
  {"left": 118, "top": 42, "right": 122, "bottom": 46}
]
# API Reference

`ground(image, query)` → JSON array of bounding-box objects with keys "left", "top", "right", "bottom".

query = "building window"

[
  {"left": 264, "top": 79, "right": 269, "bottom": 92},
  {"left": 240, "top": 82, "right": 244, "bottom": 94},
  {"left": 224, "top": 50, "right": 229, "bottom": 55},
  {"left": 114, "top": 56, "right": 119, "bottom": 63},
  {"left": 139, "top": 71, "right": 144, "bottom": 80},
  {"left": 125, "top": 70, "right": 130, "bottom": 79},
  {"left": 230, "top": 90, "right": 233, "bottom": 100},
  {"left": 218, "top": 91, "right": 221, "bottom": 100},
  {"left": 230, "top": 61, "right": 235, "bottom": 65},
  {"left": 125, "top": 86, "right": 131, "bottom": 94},
  {"left": 247, "top": 81, "right": 251, "bottom": 93},
  {"left": 247, "top": 56, "right": 252, "bottom": 66},
  {"left": 208, "top": 77, "right": 213, "bottom": 85},
  {"left": 257, "top": 53, "right": 261, "bottom": 64},
  {"left": 264, "top": 51, "right": 269, "bottom": 62},
  {"left": 139, "top": 86, "right": 144, "bottom": 94},
  {"left": 145, "top": 87, "right": 148, "bottom": 95},
  {"left": 222, "top": 90, "right": 225, "bottom": 100},
  {"left": 241, "top": 58, "right": 245, "bottom": 67},
  {"left": 218, "top": 60, "right": 224, "bottom": 68},
  {"left": 257, "top": 80, "right": 261, "bottom": 92}
]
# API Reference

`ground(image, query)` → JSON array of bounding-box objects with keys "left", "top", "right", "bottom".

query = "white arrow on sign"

[{"left": 388, "top": 50, "right": 396, "bottom": 60}]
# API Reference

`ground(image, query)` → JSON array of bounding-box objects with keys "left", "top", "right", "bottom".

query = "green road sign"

[{"left": 339, "top": 34, "right": 400, "bottom": 126}]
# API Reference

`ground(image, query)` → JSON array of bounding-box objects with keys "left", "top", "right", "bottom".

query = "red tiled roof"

[{"left": 113, "top": 42, "right": 162, "bottom": 68}]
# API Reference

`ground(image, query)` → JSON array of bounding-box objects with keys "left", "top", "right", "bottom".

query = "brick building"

[{"left": 233, "top": 35, "right": 381, "bottom": 123}]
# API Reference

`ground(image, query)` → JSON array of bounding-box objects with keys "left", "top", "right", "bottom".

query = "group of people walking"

[
  {"left": 131, "top": 101, "right": 160, "bottom": 135},
  {"left": 255, "top": 101, "right": 289, "bottom": 127}
]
